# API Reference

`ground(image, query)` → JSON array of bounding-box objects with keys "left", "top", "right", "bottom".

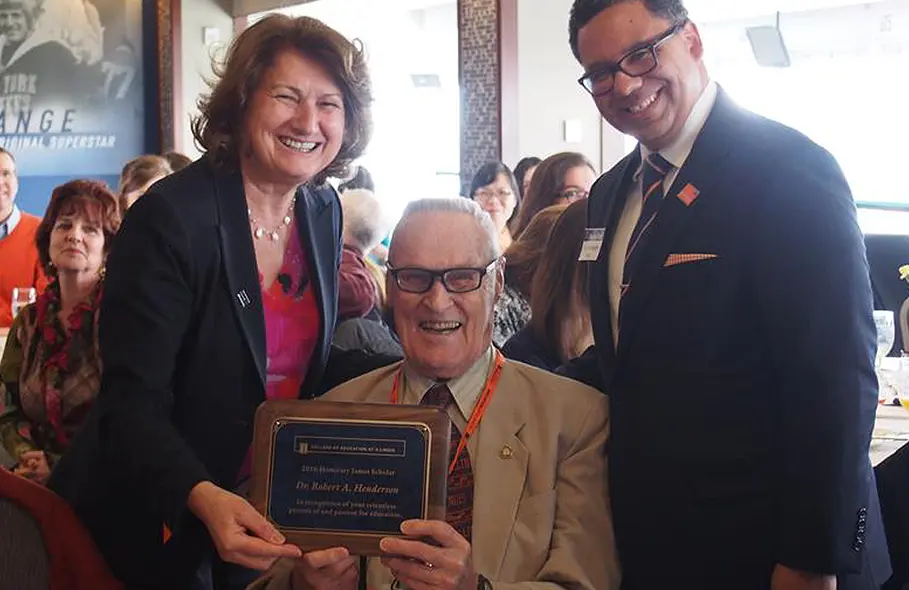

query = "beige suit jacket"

[{"left": 250, "top": 359, "right": 619, "bottom": 590}]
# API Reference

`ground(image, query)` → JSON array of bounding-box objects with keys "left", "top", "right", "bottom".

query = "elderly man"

[
  {"left": 566, "top": 1, "right": 889, "bottom": 589},
  {"left": 251, "top": 198, "right": 619, "bottom": 590}
]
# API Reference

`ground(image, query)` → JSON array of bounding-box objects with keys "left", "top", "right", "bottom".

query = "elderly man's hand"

[
  {"left": 290, "top": 547, "right": 359, "bottom": 590},
  {"left": 380, "top": 520, "right": 478, "bottom": 590}
]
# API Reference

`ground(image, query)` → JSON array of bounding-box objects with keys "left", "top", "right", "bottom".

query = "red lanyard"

[{"left": 390, "top": 350, "right": 505, "bottom": 474}]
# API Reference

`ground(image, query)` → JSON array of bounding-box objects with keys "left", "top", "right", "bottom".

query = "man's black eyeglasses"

[
  {"left": 387, "top": 259, "right": 499, "bottom": 294},
  {"left": 578, "top": 21, "right": 685, "bottom": 97}
]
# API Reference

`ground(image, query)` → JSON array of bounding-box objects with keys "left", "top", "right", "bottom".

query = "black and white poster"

[{"left": 0, "top": 0, "right": 143, "bottom": 187}]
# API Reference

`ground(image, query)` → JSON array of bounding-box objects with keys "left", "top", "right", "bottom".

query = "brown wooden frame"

[
  {"left": 250, "top": 400, "right": 450, "bottom": 556},
  {"left": 152, "top": 0, "right": 181, "bottom": 152}
]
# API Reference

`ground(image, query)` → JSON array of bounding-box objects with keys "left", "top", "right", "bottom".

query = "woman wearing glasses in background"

[
  {"left": 510, "top": 152, "right": 596, "bottom": 239},
  {"left": 469, "top": 161, "right": 521, "bottom": 251}
]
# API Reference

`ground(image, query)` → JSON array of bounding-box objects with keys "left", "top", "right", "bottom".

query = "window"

[{"left": 626, "top": 0, "right": 909, "bottom": 234}]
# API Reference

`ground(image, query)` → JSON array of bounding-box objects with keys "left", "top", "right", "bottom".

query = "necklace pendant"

[
  {"left": 254, "top": 227, "right": 265, "bottom": 239},
  {"left": 270, "top": 230, "right": 280, "bottom": 241},
  {"left": 283, "top": 215, "right": 292, "bottom": 226}
]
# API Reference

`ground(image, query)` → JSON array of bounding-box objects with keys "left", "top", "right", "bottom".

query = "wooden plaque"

[{"left": 250, "top": 400, "right": 450, "bottom": 556}]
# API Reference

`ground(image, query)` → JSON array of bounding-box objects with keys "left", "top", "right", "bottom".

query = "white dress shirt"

[
  {"left": 607, "top": 81, "right": 718, "bottom": 347},
  {"left": 0, "top": 204, "right": 22, "bottom": 241}
]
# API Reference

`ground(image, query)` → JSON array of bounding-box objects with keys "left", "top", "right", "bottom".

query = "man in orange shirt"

[{"left": 0, "top": 148, "right": 46, "bottom": 328}]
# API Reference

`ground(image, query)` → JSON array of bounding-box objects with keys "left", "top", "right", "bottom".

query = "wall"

[
  {"left": 234, "top": 0, "right": 316, "bottom": 17},
  {"left": 514, "top": 0, "right": 626, "bottom": 173},
  {"left": 696, "top": 0, "right": 909, "bottom": 233},
  {"left": 178, "top": 0, "right": 234, "bottom": 157}
]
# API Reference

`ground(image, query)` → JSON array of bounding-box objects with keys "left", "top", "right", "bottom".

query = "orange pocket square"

[{"left": 664, "top": 253, "right": 718, "bottom": 267}]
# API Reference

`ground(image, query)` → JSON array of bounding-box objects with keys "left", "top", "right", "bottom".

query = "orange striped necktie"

[
  {"left": 420, "top": 383, "right": 474, "bottom": 542},
  {"left": 621, "top": 152, "right": 675, "bottom": 300}
]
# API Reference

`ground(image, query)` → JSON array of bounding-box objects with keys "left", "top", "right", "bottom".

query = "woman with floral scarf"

[{"left": 0, "top": 179, "right": 119, "bottom": 484}]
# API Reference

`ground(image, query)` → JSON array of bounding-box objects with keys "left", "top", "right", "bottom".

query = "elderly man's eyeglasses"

[
  {"left": 387, "top": 259, "right": 499, "bottom": 294},
  {"left": 578, "top": 21, "right": 685, "bottom": 97}
]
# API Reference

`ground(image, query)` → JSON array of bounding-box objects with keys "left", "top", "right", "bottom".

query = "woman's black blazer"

[{"left": 50, "top": 156, "right": 342, "bottom": 587}]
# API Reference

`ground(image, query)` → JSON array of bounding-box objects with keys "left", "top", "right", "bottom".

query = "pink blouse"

[
  {"left": 238, "top": 223, "right": 321, "bottom": 483},
  {"left": 261, "top": 222, "right": 321, "bottom": 401}
]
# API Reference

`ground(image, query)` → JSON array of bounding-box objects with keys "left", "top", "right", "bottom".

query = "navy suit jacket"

[
  {"left": 49, "top": 157, "right": 343, "bottom": 588},
  {"left": 565, "top": 88, "right": 891, "bottom": 589}
]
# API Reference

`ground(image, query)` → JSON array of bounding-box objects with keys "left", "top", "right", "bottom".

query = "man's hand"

[
  {"left": 380, "top": 520, "right": 477, "bottom": 590},
  {"left": 771, "top": 564, "right": 836, "bottom": 590},
  {"left": 187, "top": 481, "right": 302, "bottom": 570},
  {"left": 14, "top": 451, "right": 51, "bottom": 485},
  {"left": 290, "top": 547, "right": 359, "bottom": 590}
]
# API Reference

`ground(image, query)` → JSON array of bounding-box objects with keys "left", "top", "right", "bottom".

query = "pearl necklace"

[{"left": 248, "top": 196, "right": 296, "bottom": 242}]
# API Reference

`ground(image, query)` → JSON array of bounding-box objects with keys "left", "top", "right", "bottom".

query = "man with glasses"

[
  {"left": 565, "top": 1, "right": 890, "bottom": 589},
  {"left": 251, "top": 198, "right": 619, "bottom": 590}
]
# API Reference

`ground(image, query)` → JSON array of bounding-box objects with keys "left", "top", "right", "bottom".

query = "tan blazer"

[{"left": 250, "top": 359, "right": 620, "bottom": 590}]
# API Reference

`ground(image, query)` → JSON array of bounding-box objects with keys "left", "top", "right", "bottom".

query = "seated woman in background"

[
  {"left": 325, "top": 188, "right": 403, "bottom": 391},
  {"left": 513, "top": 155, "right": 541, "bottom": 201},
  {"left": 511, "top": 151, "right": 596, "bottom": 238},
  {"left": 503, "top": 200, "right": 591, "bottom": 371},
  {"left": 0, "top": 180, "right": 120, "bottom": 484},
  {"left": 493, "top": 203, "right": 567, "bottom": 347},
  {"left": 469, "top": 161, "right": 520, "bottom": 250},
  {"left": 117, "top": 154, "right": 173, "bottom": 213},
  {"left": 337, "top": 188, "right": 391, "bottom": 321}
]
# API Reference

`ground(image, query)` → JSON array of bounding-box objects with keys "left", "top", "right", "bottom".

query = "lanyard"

[{"left": 390, "top": 350, "right": 505, "bottom": 475}]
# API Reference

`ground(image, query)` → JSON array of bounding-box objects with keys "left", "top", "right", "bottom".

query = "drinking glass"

[
  {"left": 874, "top": 310, "right": 895, "bottom": 369},
  {"left": 11, "top": 287, "right": 36, "bottom": 319}
]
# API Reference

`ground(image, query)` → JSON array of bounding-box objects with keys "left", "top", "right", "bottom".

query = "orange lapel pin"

[{"left": 678, "top": 183, "right": 700, "bottom": 206}]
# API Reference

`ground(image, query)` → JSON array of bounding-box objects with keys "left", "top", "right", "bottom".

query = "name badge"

[{"left": 579, "top": 228, "right": 605, "bottom": 261}]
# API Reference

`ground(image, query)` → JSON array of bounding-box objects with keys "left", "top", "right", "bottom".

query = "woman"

[
  {"left": 49, "top": 15, "right": 373, "bottom": 589},
  {"left": 469, "top": 161, "right": 520, "bottom": 249},
  {"left": 513, "top": 155, "right": 541, "bottom": 200},
  {"left": 117, "top": 154, "right": 173, "bottom": 213},
  {"left": 0, "top": 180, "right": 120, "bottom": 485},
  {"left": 503, "top": 200, "right": 591, "bottom": 371},
  {"left": 492, "top": 203, "right": 567, "bottom": 347},
  {"left": 511, "top": 152, "right": 596, "bottom": 238}
]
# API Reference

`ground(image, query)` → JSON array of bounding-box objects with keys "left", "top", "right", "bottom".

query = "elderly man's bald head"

[{"left": 389, "top": 198, "right": 500, "bottom": 265}]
